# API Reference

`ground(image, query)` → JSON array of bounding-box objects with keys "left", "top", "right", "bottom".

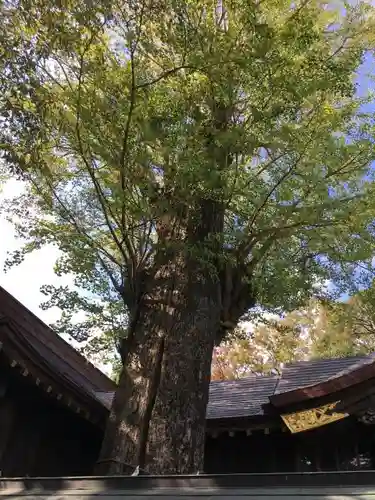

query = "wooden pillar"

[
  {"left": 334, "top": 445, "right": 340, "bottom": 471},
  {"left": 0, "top": 396, "right": 15, "bottom": 475},
  {"left": 295, "top": 438, "right": 301, "bottom": 472}
]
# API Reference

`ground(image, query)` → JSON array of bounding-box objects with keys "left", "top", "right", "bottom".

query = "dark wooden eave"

[
  {"left": 0, "top": 286, "right": 115, "bottom": 426},
  {"left": 270, "top": 355, "right": 375, "bottom": 408}
]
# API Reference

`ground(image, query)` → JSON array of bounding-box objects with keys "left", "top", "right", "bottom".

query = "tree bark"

[
  {"left": 96, "top": 98, "right": 234, "bottom": 473},
  {"left": 145, "top": 267, "right": 221, "bottom": 474},
  {"left": 94, "top": 298, "right": 167, "bottom": 475},
  {"left": 95, "top": 256, "right": 221, "bottom": 475}
]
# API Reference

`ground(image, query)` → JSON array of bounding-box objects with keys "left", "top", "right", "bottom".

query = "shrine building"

[{"left": 1, "top": 285, "right": 375, "bottom": 477}]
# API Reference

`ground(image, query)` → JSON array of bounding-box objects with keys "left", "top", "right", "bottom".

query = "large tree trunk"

[
  {"left": 96, "top": 91, "right": 232, "bottom": 473},
  {"left": 145, "top": 270, "right": 220, "bottom": 474},
  {"left": 95, "top": 195, "right": 225, "bottom": 475},
  {"left": 95, "top": 255, "right": 221, "bottom": 475}
]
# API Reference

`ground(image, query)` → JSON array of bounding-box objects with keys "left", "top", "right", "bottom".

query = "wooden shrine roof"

[
  {"left": 0, "top": 286, "right": 115, "bottom": 421},
  {"left": 274, "top": 356, "right": 368, "bottom": 395},
  {"left": 207, "top": 375, "right": 280, "bottom": 419},
  {"left": 97, "top": 355, "right": 374, "bottom": 420},
  {"left": 1, "top": 285, "right": 375, "bottom": 423},
  {"left": 270, "top": 354, "right": 375, "bottom": 408}
]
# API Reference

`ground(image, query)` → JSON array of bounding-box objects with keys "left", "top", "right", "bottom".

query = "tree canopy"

[
  {"left": 211, "top": 292, "right": 375, "bottom": 381},
  {"left": 1, "top": 0, "right": 375, "bottom": 474}
]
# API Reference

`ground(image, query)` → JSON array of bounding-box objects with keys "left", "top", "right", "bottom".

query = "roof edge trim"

[{"left": 270, "top": 355, "right": 375, "bottom": 407}]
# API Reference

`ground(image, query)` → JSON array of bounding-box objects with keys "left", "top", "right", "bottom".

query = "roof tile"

[
  {"left": 207, "top": 375, "right": 279, "bottom": 419},
  {"left": 95, "top": 355, "right": 373, "bottom": 420},
  {"left": 275, "top": 356, "right": 368, "bottom": 395}
]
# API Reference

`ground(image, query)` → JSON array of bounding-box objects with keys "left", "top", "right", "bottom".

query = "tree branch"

[{"left": 73, "top": 33, "right": 134, "bottom": 273}]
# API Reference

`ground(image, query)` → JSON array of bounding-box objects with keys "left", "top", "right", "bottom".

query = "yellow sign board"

[{"left": 281, "top": 401, "right": 348, "bottom": 433}]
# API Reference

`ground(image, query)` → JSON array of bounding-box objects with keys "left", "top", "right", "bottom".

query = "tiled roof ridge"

[
  {"left": 209, "top": 354, "right": 371, "bottom": 388},
  {"left": 283, "top": 353, "right": 370, "bottom": 368},
  {"left": 272, "top": 371, "right": 282, "bottom": 394},
  {"left": 210, "top": 371, "right": 279, "bottom": 385},
  {"left": 318, "top": 353, "right": 375, "bottom": 380}
]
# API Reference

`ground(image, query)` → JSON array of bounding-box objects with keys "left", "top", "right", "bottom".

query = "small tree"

[
  {"left": 211, "top": 296, "right": 375, "bottom": 380},
  {"left": 1, "top": 0, "right": 375, "bottom": 474},
  {"left": 313, "top": 286, "right": 375, "bottom": 356}
]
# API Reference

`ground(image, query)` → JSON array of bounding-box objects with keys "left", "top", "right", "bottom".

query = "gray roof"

[
  {"left": 95, "top": 355, "right": 372, "bottom": 420},
  {"left": 95, "top": 391, "right": 116, "bottom": 407},
  {"left": 275, "top": 356, "right": 368, "bottom": 394},
  {"left": 207, "top": 375, "right": 279, "bottom": 419},
  {"left": 2, "top": 285, "right": 373, "bottom": 422}
]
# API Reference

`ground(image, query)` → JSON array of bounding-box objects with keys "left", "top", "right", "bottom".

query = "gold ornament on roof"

[{"left": 281, "top": 401, "right": 348, "bottom": 433}]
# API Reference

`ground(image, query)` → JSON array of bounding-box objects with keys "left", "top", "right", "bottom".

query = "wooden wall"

[
  {"left": 204, "top": 417, "right": 375, "bottom": 474},
  {"left": 0, "top": 359, "right": 102, "bottom": 477}
]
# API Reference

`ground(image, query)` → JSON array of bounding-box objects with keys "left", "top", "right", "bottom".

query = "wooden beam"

[{"left": 0, "top": 399, "right": 15, "bottom": 469}]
